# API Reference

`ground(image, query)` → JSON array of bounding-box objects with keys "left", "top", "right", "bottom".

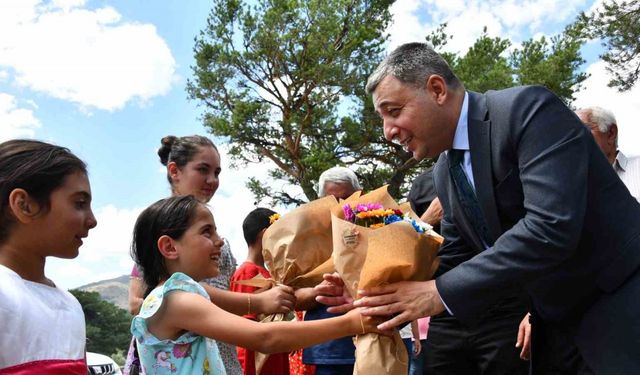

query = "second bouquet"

[{"left": 331, "top": 185, "right": 442, "bottom": 375}]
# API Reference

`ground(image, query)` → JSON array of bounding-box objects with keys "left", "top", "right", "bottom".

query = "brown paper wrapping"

[
  {"left": 234, "top": 194, "right": 349, "bottom": 373},
  {"left": 331, "top": 186, "right": 442, "bottom": 375},
  {"left": 263, "top": 195, "right": 340, "bottom": 287}
]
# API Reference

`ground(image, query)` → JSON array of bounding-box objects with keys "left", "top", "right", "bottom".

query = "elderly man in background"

[
  {"left": 576, "top": 106, "right": 640, "bottom": 201},
  {"left": 317, "top": 166, "right": 362, "bottom": 202}
]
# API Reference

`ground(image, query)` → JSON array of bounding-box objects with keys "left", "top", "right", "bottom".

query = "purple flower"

[{"left": 343, "top": 204, "right": 355, "bottom": 222}]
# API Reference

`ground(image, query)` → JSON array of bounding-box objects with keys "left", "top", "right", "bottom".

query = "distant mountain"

[{"left": 76, "top": 274, "right": 130, "bottom": 311}]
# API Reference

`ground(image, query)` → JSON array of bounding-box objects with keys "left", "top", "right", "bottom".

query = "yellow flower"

[{"left": 269, "top": 213, "right": 281, "bottom": 225}]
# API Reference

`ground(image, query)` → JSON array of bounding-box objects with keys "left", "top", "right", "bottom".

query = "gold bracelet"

[
  {"left": 359, "top": 316, "right": 365, "bottom": 335},
  {"left": 247, "top": 294, "right": 251, "bottom": 315}
]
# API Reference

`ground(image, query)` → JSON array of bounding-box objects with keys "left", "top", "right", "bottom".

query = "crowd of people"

[{"left": 1, "top": 42, "right": 639, "bottom": 375}]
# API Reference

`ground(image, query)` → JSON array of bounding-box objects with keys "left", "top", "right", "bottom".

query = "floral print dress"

[{"left": 132, "top": 272, "right": 227, "bottom": 375}]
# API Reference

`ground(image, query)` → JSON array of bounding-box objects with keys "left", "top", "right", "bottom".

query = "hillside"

[{"left": 76, "top": 274, "right": 130, "bottom": 311}]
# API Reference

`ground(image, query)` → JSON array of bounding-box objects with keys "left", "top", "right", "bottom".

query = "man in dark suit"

[
  {"left": 407, "top": 168, "right": 529, "bottom": 375},
  {"left": 353, "top": 42, "right": 640, "bottom": 374}
]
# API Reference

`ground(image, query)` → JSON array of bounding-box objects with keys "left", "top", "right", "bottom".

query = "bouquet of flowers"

[
  {"left": 331, "top": 186, "right": 442, "bottom": 375},
  {"left": 234, "top": 194, "right": 355, "bottom": 373}
]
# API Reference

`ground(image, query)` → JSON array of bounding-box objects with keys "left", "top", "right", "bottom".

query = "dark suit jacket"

[
  {"left": 408, "top": 167, "right": 437, "bottom": 218},
  {"left": 433, "top": 86, "right": 640, "bottom": 373}
]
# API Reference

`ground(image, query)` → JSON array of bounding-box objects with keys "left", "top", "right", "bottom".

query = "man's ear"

[
  {"left": 607, "top": 124, "right": 618, "bottom": 145},
  {"left": 426, "top": 75, "right": 448, "bottom": 105},
  {"left": 8, "top": 189, "right": 41, "bottom": 223},
  {"left": 157, "top": 235, "right": 179, "bottom": 260}
]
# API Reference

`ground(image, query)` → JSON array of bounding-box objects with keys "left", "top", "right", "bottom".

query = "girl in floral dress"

[{"left": 131, "top": 195, "right": 382, "bottom": 374}]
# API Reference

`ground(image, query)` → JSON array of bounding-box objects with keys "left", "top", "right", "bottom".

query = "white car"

[{"left": 87, "top": 352, "right": 122, "bottom": 375}]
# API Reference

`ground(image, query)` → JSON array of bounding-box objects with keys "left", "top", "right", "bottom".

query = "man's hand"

[
  {"left": 254, "top": 285, "right": 296, "bottom": 314},
  {"left": 353, "top": 280, "right": 445, "bottom": 331},
  {"left": 421, "top": 197, "right": 443, "bottom": 227},
  {"left": 515, "top": 313, "right": 531, "bottom": 360},
  {"left": 314, "top": 273, "right": 354, "bottom": 314}
]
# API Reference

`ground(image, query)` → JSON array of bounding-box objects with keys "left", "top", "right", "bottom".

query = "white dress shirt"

[
  {"left": 614, "top": 151, "right": 640, "bottom": 202},
  {"left": 440, "top": 92, "right": 471, "bottom": 316}
]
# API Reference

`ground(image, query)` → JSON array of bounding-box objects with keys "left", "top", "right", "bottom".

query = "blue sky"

[{"left": 1, "top": 0, "right": 638, "bottom": 290}]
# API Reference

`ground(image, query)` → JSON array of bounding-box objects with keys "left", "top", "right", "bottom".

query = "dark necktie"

[{"left": 448, "top": 149, "right": 491, "bottom": 246}]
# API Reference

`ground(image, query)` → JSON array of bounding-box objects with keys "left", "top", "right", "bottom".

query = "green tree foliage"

[
  {"left": 187, "top": 0, "right": 425, "bottom": 204},
  {"left": 189, "top": 1, "right": 589, "bottom": 204},
  {"left": 427, "top": 24, "right": 588, "bottom": 103},
  {"left": 578, "top": 0, "right": 640, "bottom": 91},
  {"left": 451, "top": 30, "right": 514, "bottom": 93},
  {"left": 111, "top": 349, "right": 126, "bottom": 367},
  {"left": 70, "top": 290, "right": 131, "bottom": 357}
]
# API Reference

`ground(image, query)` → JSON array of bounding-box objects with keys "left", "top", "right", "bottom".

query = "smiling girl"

[
  {"left": 131, "top": 195, "right": 380, "bottom": 374},
  {"left": 0, "top": 140, "right": 97, "bottom": 374}
]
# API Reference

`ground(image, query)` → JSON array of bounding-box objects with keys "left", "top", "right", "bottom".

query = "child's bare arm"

[
  {"left": 411, "top": 320, "right": 422, "bottom": 356},
  {"left": 411, "top": 320, "right": 419, "bottom": 342},
  {"left": 158, "top": 291, "right": 381, "bottom": 354}
]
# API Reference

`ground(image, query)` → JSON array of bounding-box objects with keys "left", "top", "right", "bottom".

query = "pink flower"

[
  {"left": 355, "top": 203, "right": 382, "bottom": 212},
  {"left": 172, "top": 343, "right": 192, "bottom": 358}
]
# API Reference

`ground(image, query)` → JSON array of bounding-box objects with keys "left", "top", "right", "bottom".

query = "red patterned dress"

[{"left": 289, "top": 311, "right": 316, "bottom": 375}]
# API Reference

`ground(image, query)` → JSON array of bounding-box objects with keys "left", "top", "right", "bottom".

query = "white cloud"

[
  {"left": 80, "top": 204, "right": 142, "bottom": 260},
  {"left": 387, "top": 0, "right": 588, "bottom": 54},
  {"left": 574, "top": 61, "right": 640, "bottom": 156},
  {"left": 25, "top": 99, "right": 39, "bottom": 109},
  {"left": 439, "top": 7, "right": 504, "bottom": 54},
  {"left": 0, "top": 93, "right": 41, "bottom": 142},
  {"left": 387, "top": 0, "right": 429, "bottom": 50},
  {"left": 50, "top": 0, "right": 86, "bottom": 11},
  {"left": 0, "top": 0, "right": 177, "bottom": 111},
  {"left": 494, "top": 0, "right": 586, "bottom": 31}
]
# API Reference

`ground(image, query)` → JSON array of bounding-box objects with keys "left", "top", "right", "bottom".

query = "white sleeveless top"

[{"left": 0, "top": 264, "right": 86, "bottom": 374}]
